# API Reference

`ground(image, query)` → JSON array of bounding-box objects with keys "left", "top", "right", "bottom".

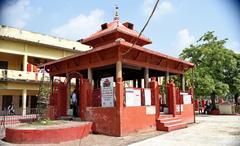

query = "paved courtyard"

[
  {"left": 129, "top": 115, "right": 240, "bottom": 146},
  {"left": 0, "top": 115, "right": 239, "bottom": 146}
]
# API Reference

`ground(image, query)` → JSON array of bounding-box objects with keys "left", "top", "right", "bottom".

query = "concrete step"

[
  {"left": 156, "top": 116, "right": 187, "bottom": 132},
  {"left": 157, "top": 122, "right": 187, "bottom": 132},
  {"left": 157, "top": 117, "right": 180, "bottom": 123},
  {"left": 167, "top": 122, "right": 187, "bottom": 132},
  {"left": 158, "top": 119, "right": 183, "bottom": 127}
]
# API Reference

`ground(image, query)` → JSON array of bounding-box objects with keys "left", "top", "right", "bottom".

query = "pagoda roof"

[
  {"left": 80, "top": 20, "right": 152, "bottom": 46},
  {"left": 42, "top": 40, "right": 194, "bottom": 76}
]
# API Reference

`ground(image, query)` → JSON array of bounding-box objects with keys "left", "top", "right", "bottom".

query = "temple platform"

[{"left": 5, "top": 121, "right": 92, "bottom": 144}]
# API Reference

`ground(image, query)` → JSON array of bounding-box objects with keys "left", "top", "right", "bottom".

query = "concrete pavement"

[{"left": 129, "top": 115, "right": 240, "bottom": 146}]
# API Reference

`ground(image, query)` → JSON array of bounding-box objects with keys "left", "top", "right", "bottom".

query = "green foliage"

[
  {"left": 180, "top": 31, "right": 239, "bottom": 107},
  {"left": 37, "top": 73, "right": 51, "bottom": 120},
  {"left": 31, "top": 119, "right": 55, "bottom": 125}
]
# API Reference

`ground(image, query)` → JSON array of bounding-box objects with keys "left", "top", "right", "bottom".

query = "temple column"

[
  {"left": 181, "top": 74, "right": 185, "bottom": 92},
  {"left": 164, "top": 71, "right": 169, "bottom": 105},
  {"left": 66, "top": 73, "right": 70, "bottom": 110},
  {"left": 49, "top": 76, "right": 54, "bottom": 108},
  {"left": 87, "top": 67, "right": 93, "bottom": 106},
  {"left": 116, "top": 61, "right": 122, "bottom": 79},
  {"left": 116, "top": 61, "right": 123, "bottom": 108},
  {"left": 144, "top": 68, "right": 149, "bottom": 88},
  {"left": 149, "top": 77, "right": 160, "bottom": 119},
  {"left": 167, "top": 80, "right": 177, "bottom": 117},
  {"left": 133, "top": 80, "right": 136, "bottom": 88},
  {"left": 22, "top": 89, "right": 27, "bottom": 116},
  {"left": 137, "top": 78, "right": 142, "bottom": 88},
  {"left": 76, "top": 78, "right": 80, "bottom": 108},
  {"left": 50, "top": 76, "right": 54, "bottom": 93},
  {"left": 116, "top": 60, "right": 123, "bottom": 136},
  {"left": 165, "top": 71, "right": 169, "bottom": 84},
  {"left": 76, "top": 79, "right": 80, "bottom": 90},
  {"left": 88, "top": 68, "right": 93, "bottom": 85}
]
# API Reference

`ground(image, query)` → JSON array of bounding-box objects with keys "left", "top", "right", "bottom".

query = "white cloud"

[
  {"left": 0, "top": 0, "right": 41, "bottom": 28},
  {"left": 143, "top": 0, "right": 174, "bottom": 17},
  {"left": 170, "top": 29, "right": 195, "bottom": 56},
  {"left": 174, "top": 29, "right": 195, "bottom": 49},
  {"left": 226, "top": 41, "right": 240, "bottom": 53},
  {"left": 51, "top": 9, "right": 105, "bottom": 40}
]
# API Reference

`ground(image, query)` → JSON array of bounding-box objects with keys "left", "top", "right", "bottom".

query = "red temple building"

[{"left": 43, "top": 8, "right": 195, "bottom": 136}]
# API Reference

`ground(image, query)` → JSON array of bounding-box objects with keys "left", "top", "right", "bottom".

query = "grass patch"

[
  {"left": 19, "top": 119, "right": 67, "bottom": 128},
  {"left": 30, "top": 119, "right": 59, "bottom": 126}
]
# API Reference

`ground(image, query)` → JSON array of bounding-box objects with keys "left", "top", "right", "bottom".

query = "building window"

[
  {"left": 2, "top": 95, "right": 12, "bottom": 111},
  {"left": 19, "top": 96, "right": 29, "bottom": 107}
]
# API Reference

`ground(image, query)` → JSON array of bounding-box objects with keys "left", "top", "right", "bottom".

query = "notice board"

[
  {"left": 100, "top": 77, "right": 114, "bottom": 107},
  {"left": 144, "top": 88, "right": 151, "bottom": 106},
  {"left": 125, "top": 88, "right": 141, "bottom": 106}
]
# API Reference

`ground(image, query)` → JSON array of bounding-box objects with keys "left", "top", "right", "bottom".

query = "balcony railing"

[{"left": 0, "top": 69, "right": 50, "bottom": 82}]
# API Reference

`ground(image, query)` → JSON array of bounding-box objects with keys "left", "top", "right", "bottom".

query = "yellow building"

[{"left": 0, "top": 25, "right": 90, "bottom": 115}]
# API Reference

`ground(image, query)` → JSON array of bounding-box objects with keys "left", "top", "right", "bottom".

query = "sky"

[{"left": 0, "top": 0, "right": 239, "bottom": 57}]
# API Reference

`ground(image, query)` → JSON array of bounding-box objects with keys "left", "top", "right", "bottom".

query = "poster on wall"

[
  {"left": 125, "top": 88, "right": 141, "bottom": 106},
  {"left": 100, "top": 77, "right": 114, "bottom": 107},
  {"left": 183, "top": 94, "right": 192, "bottom": 104},
  {"left": 144, "top": 88, "right": 151, "bottom": 106}
]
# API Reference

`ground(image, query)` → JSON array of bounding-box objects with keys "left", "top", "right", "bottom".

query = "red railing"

[{"left": 0, "top": 114, "right": 37, "bottom": 126}]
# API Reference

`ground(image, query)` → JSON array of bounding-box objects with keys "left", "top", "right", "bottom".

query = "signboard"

[
  {"left": 100, "top": 77, "right": 114, "bottom": 107},
  {"left": 125, "top": 88, "right": 141, "bottom": 106},
  {"left": 183, "top": 94, "right": 192, "bottom": 104},
  {"left": 144, "top": 88, "right": 151, "bottom": 106}
]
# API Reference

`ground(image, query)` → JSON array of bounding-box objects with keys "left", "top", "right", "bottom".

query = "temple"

[{"left": 42, "top": 7, "right": 195, "bottom": 136}]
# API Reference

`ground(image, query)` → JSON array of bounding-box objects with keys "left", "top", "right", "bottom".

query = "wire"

[{"left": 121, "top": 0, "right": 160, "bottom": 56}]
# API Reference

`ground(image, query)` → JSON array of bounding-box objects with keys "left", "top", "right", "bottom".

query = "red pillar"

[
  {"left": 56, "top": 83, "right": 67, "bottom": 117},
  {"left": 167, "top": 80, "right": 176, "bottom": 117},
  {"left": 116, "top": 78, "right": 124, "bottom": 136},
  {"left": 87, "top": 81, "right": 93, "bottom": 107},
  {"left": 149, "top": 77, "right": 160, "bottom": 120},
  {"left": 79, "top": 79, "right": 89, "bottom": 120}
]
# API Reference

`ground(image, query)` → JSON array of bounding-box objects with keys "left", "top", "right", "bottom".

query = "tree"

[
  {"left": 180, "top": 31, "right": 239, "bottom": 109},
  {"left": 37, "top": 69, "right": 50, "bottom": 120}
]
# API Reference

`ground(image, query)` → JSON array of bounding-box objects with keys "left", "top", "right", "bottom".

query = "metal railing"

[
  {"left": 0, "top": 69, "right": 77, "bottom": 84},
  {"left": 0, "top": 69, "right": 50, "bottom": 81}
]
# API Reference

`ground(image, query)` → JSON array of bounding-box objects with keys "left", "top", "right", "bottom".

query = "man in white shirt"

[
  {"left": 7, "top": 103, "right": 15, "bottom": 115},
  {"left": 71, "top": 89, "right": 78, "bottom": 117}
]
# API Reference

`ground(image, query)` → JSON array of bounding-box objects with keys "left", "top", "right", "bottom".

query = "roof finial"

[{"left": 114, "top": 5, "right": 120, "bottom": 21}]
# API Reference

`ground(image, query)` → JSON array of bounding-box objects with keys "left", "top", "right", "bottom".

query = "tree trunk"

[{"left": 210, "top": 92, "right": 216, "bottom": 110}]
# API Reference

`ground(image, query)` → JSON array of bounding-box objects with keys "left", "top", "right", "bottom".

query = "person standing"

[
  {"left": 199, "top": 101, "right": 202, "bottom": 114},
  {"left": 71, "top": 89, "right": 78, "bottom": 117},
  {"left": 7, "top": 103, "right": 15, "bottom": 115}
]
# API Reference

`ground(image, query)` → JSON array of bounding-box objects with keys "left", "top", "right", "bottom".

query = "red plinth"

[{"left": 5, "top": 122, "right": 92, "bottom": 144}]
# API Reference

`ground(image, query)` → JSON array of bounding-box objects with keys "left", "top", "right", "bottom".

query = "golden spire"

[{"left": 114, "top": 5, "right": 120, "bottom": 21}]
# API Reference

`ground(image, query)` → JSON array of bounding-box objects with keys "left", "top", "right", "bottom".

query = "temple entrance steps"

[{"left": 156, "top": 116, "right": 187, "bottom": 132}]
